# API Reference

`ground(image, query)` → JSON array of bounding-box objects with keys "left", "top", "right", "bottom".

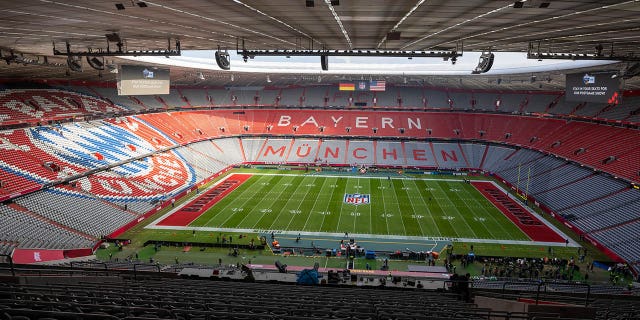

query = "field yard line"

[
  {"left": 368, "top": 180, "right": 373, "bottom": 235},
  {"left": 214, "top": 175, "right": 271, "bottom": 225},
  {"left": 282, "top": 176, "right": 318, "bottom": 231},
  {"left": 300, "top": 177, "right": 331, "bottom": 232},
  {"left": 380, "top": 182, "right": 390, "bottom": 235},
  {"left": 316, "top": 179, "right": 339, "bottom": 231},
  {"left": 411, "top": 180, "right": 440, "bottom": 236},
  {"left": 334, "top": 178, "right": 350, "bottom": 232},
  {"left": 435, "top": 181, "right": 478, "bottom": 239},
  {"left": 459, "top": 183, "right": 513, "bottom": 239},
  {"left": 248, "top": 176, "right": 297, "bottom": 230},
  {"left": 354, "top": 177, "right": 361, "bottom": 233},
  {"left": 402, "top": 179, "right": 425, "bottom": 236},
  {"left": 197, "top": 175, "right": 266, "bottom": 227},
  {"left": 389, "top": 181, "right": 408, "bottom": 235}
]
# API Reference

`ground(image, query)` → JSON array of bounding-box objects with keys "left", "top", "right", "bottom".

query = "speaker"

[
  {"left": 320, "top": 55, "right": 328, "bottom": 71},
  {"left": 215, "top": 51, "right": 230, "bottom": 70}
]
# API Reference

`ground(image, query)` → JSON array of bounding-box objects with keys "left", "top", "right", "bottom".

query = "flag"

[
  {"left": 369, "top": 80, "right": 386, "bottom": 91},
  {"left": 339, "top": 82, "right": 355, "bottom": 91}
]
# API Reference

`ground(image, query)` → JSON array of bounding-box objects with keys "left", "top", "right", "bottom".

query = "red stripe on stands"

[
  {"left": 471, "top": 181, "right": 565, "bottom": 243},
  {"left": 157, "top": 174, "right": 252, "bottom": 227}
]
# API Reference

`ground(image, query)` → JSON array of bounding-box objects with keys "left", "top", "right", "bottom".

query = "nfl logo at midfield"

[{"left": 344, "top": 193, "right": 370, "bottom": 205}]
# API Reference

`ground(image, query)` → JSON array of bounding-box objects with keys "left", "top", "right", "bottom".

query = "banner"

[{"left": 12, "top": 248, "right": 65, "bottom": 264}]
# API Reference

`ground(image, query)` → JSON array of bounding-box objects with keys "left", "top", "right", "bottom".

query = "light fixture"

[
  {"left": 471, "top": 51, "right": 494, "bottom": 74},
  {"left": 215, "top": 46, "right": 230, "bottom": 70},
  {"left": 266, "top": 75, "right": 272, "bottom": 83},
  {"left": 197, "top": 72, "right": 205, "bottom": 80},
  {"left": 67, "top": 56, "right": 82, "bottom": 72},
  {"left": 86, "top": 56, "right": 104, "bottom": 70},
  {"left": 53, "top": 39, "right": 180, "bottom": 57}
]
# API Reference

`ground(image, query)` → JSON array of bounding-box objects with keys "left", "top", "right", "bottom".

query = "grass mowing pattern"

[{"left": 189, "top": 174, "right": 529, "bottom": 240}]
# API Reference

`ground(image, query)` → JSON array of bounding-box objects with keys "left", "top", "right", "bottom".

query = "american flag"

[{"left": 369, "top": 80, "right": 386, "bottom": 91}]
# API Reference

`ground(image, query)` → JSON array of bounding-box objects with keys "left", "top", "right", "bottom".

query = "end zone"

[
  {"left": 153, "top": 174, "right": 252, "bottom": 227},
  {"left": 471, "top": 181, "right": 568, "bottom": 243}
]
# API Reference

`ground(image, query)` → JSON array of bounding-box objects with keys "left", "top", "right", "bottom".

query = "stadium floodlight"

[
  {"left": 86, "top": 56, "right": 105, "bottom": 70},
  {"left": 215, "top": 46, "right": 230, "bottom": 70},
  {"left": 471, "top": 51, "right": 494, "bottom": 74},
  {"left": 67, "top": 56, "right": 82, "bottom": 72}
]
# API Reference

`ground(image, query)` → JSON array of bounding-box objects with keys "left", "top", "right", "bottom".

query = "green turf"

[{"left": 188, "top": 174, "right": 528, "bottom": 240}]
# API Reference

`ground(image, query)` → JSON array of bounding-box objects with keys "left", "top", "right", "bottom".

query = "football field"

[{"left": 168, "top": 173, "right": 533, "bottom": 241}]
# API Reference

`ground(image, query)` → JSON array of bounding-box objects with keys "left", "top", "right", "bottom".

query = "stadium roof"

[{"left": 0, "top": 0, "right": 639, "bottom": 89}]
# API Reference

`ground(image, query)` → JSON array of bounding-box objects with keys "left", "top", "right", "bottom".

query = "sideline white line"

[{"left": 143, "top": 225, "right": 579, "bottom": 247}]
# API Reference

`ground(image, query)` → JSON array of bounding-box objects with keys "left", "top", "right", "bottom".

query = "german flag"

[{"left": 339, "top": 82, "right": 355, "bottom": 91}]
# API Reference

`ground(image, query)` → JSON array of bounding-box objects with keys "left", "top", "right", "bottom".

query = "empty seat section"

[
  {"left": 0, "top": 202, "right": 95, "bottom": 249},
  {"left": 375, "top": 141, "right": 405, "bottom": 166},
  {"left": 288, "top": 139, "right": 321, "bottom": 163},
  {"left": 14, "top": 189, "right": 137, "bottom": 237},
  {"left": 255, "top": 138, "right": 291, "bottom": 163},
  {"left": 431, "top": 142, "right": 468, "bottom": 169},
  {"left": 241, "top": 138, "right": 266, "bottom": 162},
  {"left": 304, "top": 86, "right": 328, "bottom": 106},
  {"left": 181, "top": 88, "right": 211, "bottom": 107},
  {"left": 279, "top": 87, "right": 304, "bottom": 106},
  {"left": 459, "top": 143, "right": 486, "bottom": 169}
]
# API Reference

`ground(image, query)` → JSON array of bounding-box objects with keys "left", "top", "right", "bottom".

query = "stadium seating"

[
  {"left": 0, "top": 274, "right": 639, "bottom": 320},
  {"left": 13, "top": 188, "right": 137, "bottom": 238},
  {"left": 0, "top": 203, "right": 95, "bottom": 251},
  {"left": 0, "top": 87, "right": 639, "bottom": 265},
  {"left": 279, "top": 86, "right": 304, "bottom": 107},
  {"left": 180, "top": 88, "right": 211, "bottom": 107},
  {"left": 0, "top": 89, "right": 126, "bottom": 125}
]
